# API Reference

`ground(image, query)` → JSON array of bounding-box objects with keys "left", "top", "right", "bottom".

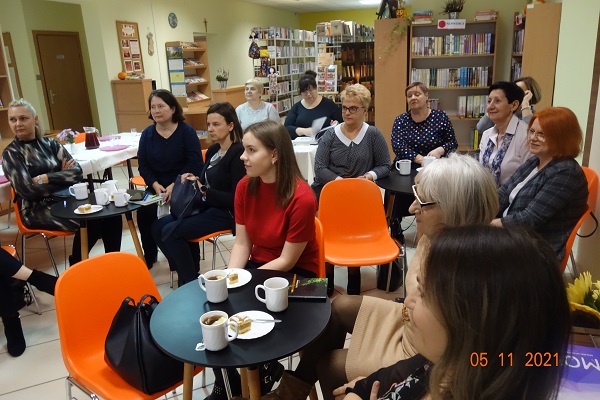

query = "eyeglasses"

[
  {"left": 301, "top": 88, "right": 316, "bottom": 96},
  {"left": 528, "top": 129, "right": 545, "bottom": 142},
  {"left": 341, "top": 106, "right": 364, "bottom": 114},
  {"left": 412, "top": 185, "right": 437, "bottom": 208}
]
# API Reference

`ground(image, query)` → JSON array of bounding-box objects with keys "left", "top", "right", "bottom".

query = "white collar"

[{"left": 335, "top": 122, "right": 368, "bottom": 146}]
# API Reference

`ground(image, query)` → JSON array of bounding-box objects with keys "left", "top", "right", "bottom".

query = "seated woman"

[
  {"left": 1, "top": 247, "right": 57, "bottom": 357},
  {"left": 339, "top": 224, "right": 570, "bottom": 400},
  {"left": 284, "top": 71, "right": 342, "bottom": 140},
  {"left": 258, "top": 154, "right": 499, "bottom": 400},
  {"left": 137, "top": 89, "right": 204, "bottom": 268},
  {"left": 477, "top": 75, "right": 542, "bottom": 132},
  {"left": 236, "top": 79, "right": 280, "bottom": 130},
  {"left": 479, "top": 81, "right": 532, "bottom": 186},
  {"left": 152, "top": 102, "right": 245, "bottom": 286},
  {"left": 312, "top": 83, "right": 390, "bottom": 295},
  {"left": 391, "top": 82, "right": 457, "bottom": 166},
  {"left": 2, "top": 99, "right": 122, "bottom": 264},
  {"left": 492, "top": 106, "right": 588, "bottom": 261}
]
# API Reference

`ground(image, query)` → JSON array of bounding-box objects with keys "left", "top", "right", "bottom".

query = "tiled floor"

[{"left": 0, "top": 165, "right": 417, "bottom": 400}]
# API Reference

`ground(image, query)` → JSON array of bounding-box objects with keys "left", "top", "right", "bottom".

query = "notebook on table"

[
  {"left": 292, "top": 116, "right": 328, "bottom": 146},
  {"left": 288, "top": 278, "right": 328, "bottom": 302}
]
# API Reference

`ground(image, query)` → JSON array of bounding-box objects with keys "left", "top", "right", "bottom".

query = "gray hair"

[
  {"left": 415, "top": 153, "right": 499, "bottom": 226},
  {"left": 9, "top": 98, "right": 44, "bottom": 139},
  {"left": 245, "top": 78, "right": 264, "bottom": 94}
]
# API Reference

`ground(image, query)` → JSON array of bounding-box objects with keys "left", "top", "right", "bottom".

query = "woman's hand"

[
  {"left": 358, "top": 173, "right": 374, "bottom": 181},
  {"left": 330, "top": 119, "right": 339, "bottom": 126},
  {"left": 522, "top": 90, "right": 533, "bottom": 107},
  {"left": 368, "top": 381, "right": 380, "bottom": 400},
  {"left": 427, "top": 147, "right": 445, "bottom": 159},
  {"left": 61, "top": 158, "right": 75, "bottom": 170},
  {"left": 152, "top": 182, "right": 166, "bottom": 196},
  {"left": 333, "top": 376, "right": 367, "bottom": 398},
  {"left": 180, "top": 173, "right": 198, "bottom": 183},
  {"left": 296, "top": 127, "right": 313, "bottom": 137},
  {"left": 163, "top": 182, "right": 175, "bottom": 203},
  {"left": 414, "top": 154, "right": 425, "bottom": 166}
]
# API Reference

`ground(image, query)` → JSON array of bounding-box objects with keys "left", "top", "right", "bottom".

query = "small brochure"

[
  {"left": 289, "top": 278, "right": 328, "bottom": 302},
  {"left": 559, "top": 344, "right": 600, "bottom": 398}
]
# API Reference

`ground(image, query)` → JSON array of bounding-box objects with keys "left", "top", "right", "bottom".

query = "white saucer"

[
  {"left": 229, "top": 310, "right": 275, "bottom": 339},
  {"left": 224, "top": 268, "right": 252, "bottom": 289},
  {"left": 74, "top": 204, "right": 103, "bottom": 215}
]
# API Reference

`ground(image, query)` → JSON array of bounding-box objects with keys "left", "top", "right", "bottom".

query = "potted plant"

[
  {"left": 57, "top": 128, "right": 79, "bottom": 154},
  {"left": 567, "top": 271, "right": 600, "bottom": 329},
  {"left": 216, "top": 67, "right": 229, "bottom": 89},
  {"left": 441, "top": 0, "right": 465, "bottom": 19}
]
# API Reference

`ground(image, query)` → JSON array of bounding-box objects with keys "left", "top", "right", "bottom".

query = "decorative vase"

[
  {"left": 68, "top": 142, "right": 78, "bottom": 155},
  {"left": 449, "top": 12, "right": 460, "bottom": 19},
  {"left": 219, "top": 81, "right": 228, "bottom": 89}
]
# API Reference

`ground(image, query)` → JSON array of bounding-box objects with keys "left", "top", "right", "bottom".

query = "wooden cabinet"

[
  {"left": 409, "top": 20, "right": 498, "bottom": 149},
  {"left": 165, "top": 38, "right": 211, "bottom": 108},
  {"left": 0, "top": 30, "right": 15, "bottom": 151},
  {"left": 111, "top": 79, "right": 153, "bottom": 133},
  {"left": 374, "top": 18, "right": 409, "bottom": 159},
  {"left": 521, "top": 3, "right": 562, "bottom": 110}
]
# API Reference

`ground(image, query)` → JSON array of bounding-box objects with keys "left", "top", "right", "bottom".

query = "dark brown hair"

[
  {"left": 405, "top": 81, "right": 429, "bottom": 96},
  {"left": 530, "top": 106, "right": 582, "bottom": 159},
  {"left": 244, "top": 120, "right": 303, "bottom": 208},
  {"left": 207, "top": 102, "right": 243, "bottom": 143}
]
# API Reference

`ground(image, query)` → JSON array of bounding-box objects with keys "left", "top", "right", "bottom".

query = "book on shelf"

[
  {"left": 186, "top": 91, "right": 209, "bottom": 103},
  {"left": 288, "top": 278, "right": 328, "bottom": 302},
  {"left": 413, "top": 10, "right": 433, "bottom": 24},
  {"left": 474, "top": 10, "right": 498, "bottom": 21}
]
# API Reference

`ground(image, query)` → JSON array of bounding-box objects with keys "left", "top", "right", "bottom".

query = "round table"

[
  {"left": 376, "top": 168, "right": 418, "bottom": 226},
  {"left": 150, "top": 269, "right": 331, "bottom": 400},
  {"left": 50, "top": 196, "right": 143, "bottom": 260}
]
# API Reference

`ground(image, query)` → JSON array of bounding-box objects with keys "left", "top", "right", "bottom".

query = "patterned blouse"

[
  {"left": 2, "top": 137, "right": 82, "bottom": 231},
  {"left": 391, "top": 109, "right": 458, "bottom": 163}
]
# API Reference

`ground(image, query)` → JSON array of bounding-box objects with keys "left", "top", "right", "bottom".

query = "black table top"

[
  {"left": 150, "top": 269, "right": 332, "bottom": 368},
  {"left": 50, "top": 196, "right": 141, "bottom": 221},
  {"left": 376, "top": 168, "right": 418, "bottom": 195}
]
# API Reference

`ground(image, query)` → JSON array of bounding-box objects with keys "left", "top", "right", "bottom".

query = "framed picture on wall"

[{"left": 116, "top": 21, "right": 144, "bottom": 75}]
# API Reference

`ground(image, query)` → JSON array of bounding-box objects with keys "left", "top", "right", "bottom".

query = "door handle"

[{"left": 49, "top": 89, "right": 57, "bottom": 105}]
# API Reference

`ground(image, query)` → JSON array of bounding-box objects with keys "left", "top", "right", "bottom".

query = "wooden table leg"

[
  {"left": 246, "top": 367, "right": 261, "bottom": 400},
  {"left": 385, "top": 192, "right": 396, "bottom": 222},
  {"left": 125, "top": 211, "right": 144, "bottom": 260},
  {"left": 183, "top": 363, "right": 194, "bottom": 400},
  {"left": 240, "top": 368, "right": 249, "bottom": 398},
  {"left": 80, "top": 221, "right": 89, "bottom": 260}
]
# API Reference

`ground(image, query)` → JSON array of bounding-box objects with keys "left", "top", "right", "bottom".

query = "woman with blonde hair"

[
  {"left": 312, "top": 83, "right": 390, "bottom": 294},
  {"left": 236, "top": 78, "right": 280, "bottom": 130}
]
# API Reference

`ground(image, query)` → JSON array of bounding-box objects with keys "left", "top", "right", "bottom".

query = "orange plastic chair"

[
  {"left": 11, "top": 188, "right": 74, "bottom": 276},
  {"left": 1, "top": 244, "right": 41, "bottom": 314},
  {"left": 299, "top": 217, "right": 326, "bottom": 279},
  {"left": 319, "top": 179, "right": 401, "bottom": 293},
  {"left": 74, "top": 132, "right": 86, "bottom": 144},
  {"left": 55, "top": 252, "right": 203, "bottom": 399},
  {"left": 560, "top": 167, "right": 599, "bottom": 274},
  {"left": 130, "top": 149, "right": 207, "bottom": 189}
]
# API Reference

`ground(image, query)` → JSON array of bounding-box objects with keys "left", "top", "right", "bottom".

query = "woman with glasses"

[
  {"left": 236, "top": 78, "right": 280, "bottom": 130},
  {"left": 284, "top": 70, "right": 342, "bottom": 140},
  {"left": 491, "top": 107, "right": 588, "bottom": 260},
  {"left": 137, "top": 89, "right": 204, "bottom": 268},
  {"left": 255, "top": 154, "right": 498, "bottom": 400},
  {"left": 479, "top": 81, "right": 532, "bottom": 186},
  {"left": 312, "top": 83, "right": 390, "bottom": 295},
  {"left": 391, "top": 82, "right": 457, "bottom": 166}
]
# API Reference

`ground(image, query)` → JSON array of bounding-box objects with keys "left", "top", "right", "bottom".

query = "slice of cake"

[
  {"left": 228, "top": 272, "right": 239, "bottom": 285},
  {"left": 230, "top": 315, "right": 252, "bottom": 334},
  {"left": 77, "top": 204, "right": 92, "bottom": 213}
]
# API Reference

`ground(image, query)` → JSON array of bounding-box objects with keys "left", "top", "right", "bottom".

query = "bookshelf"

[
  {"left": 409, "top": 20, "right": 498, "bottom": 150},
  {"left": 520, "top": 3, "right": 562, "bottom": 110},
  {"left": 0, "top": 30, "right": 15, "bottom": 151},
  {"left": 252, "top": 27, "right": 316, "bottom": 116},
  {"left": 511, "top": 12, "right": 525, "bottom": 81},
  {"left": 165, "top": 38, "right": 211, "bottom": 107}
]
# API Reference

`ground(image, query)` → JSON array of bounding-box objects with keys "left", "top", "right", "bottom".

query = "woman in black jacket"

[{"left": 151, "top": 102, "right": 245, "bottom": 286}]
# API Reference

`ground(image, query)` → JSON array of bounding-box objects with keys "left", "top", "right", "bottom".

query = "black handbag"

[
  {"left": 161, "top": 176, "right": 204, "bottom": 240},
  {"left": 104, "top": 294, "right": 184, "bottom": 394}
]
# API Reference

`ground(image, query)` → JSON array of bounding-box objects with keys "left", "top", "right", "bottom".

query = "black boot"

[
  {"left": 144, "top": 253, "right": 157, "bottom": 270},
  {"left": 27, "top": 270, "right": 58, "bottom": 295},
  {"left": 3, "top": 314, "right": 26, "bottom": 357},
  {"left": 259, "top": 361, "right": 285, "bottom": 395},
  {"left": 205, "top": 368, "right": 242, "bottom": 400}
]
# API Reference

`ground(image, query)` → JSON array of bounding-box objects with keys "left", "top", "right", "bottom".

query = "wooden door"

[{"left": 33, "top": 31, "right": 93, "bottom": 130}]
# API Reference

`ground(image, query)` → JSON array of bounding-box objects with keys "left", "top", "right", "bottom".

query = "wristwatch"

[
  {"left": 200, "top": 185, "right": 208, "bottom": 194},
  {"left": 37, "top": 176, "right": 43, "bottom": 184}
]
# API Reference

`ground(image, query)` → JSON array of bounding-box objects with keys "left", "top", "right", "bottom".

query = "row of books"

[
  {"left": 186, "top": 91, "right": 209, "bottom": 103},
  {"left": 316, "top": 21, "right": 374, "bottom": 42},
  {"left": 412, "top": 10, "right": 433, "bottom": 25},
  {"left": 511, "top": 62, "right": 522, "bottom": 81},
  {"left": 428, "top": 98, "right": 439, "bottom": 110},
  {"left": 411, "top": 67, "right": 492, "bottom": 88},
  {"left": 341, "top": 46, "right": 374, "bottom": 63},
  {"left": 513, "top": 29, "right": 525, "bottom": 54},
  {"left": 457, "top": 95, "right": 488, "bottom": 119},
  {"left": 342, "top": 65, "right": 374, "bottom": 79},
  {"left": 474, "top": 10, "right": 498, "bottom": 21},
  {"left": 411, "top": 33, "right": 494, "bottom": 56},
  {"left": 470, "top": 129, "right": 481, "bottom": 149},
  {"left": 270, "top": 98, "right": 292, "bottom": 113},
  {"left": 266, "top": 45, "right": 316, "bottom": 58},
  {"left": 270, "top": 62, "right": 316, "bottom": 76},
  {"left": 183, "top": 59, "right": 204, "bottom": 67},
  {"left": 253, "top": 27, "right": 315, "bottom": 41},
  {"left": 183, "top": 76, "right": 206, "bottom": 84}
]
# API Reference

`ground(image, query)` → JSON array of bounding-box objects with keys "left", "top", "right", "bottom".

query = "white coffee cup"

[
  {"left": 395, "top": 159, "right": 411, "bottom": 175},
  {"left": 68, "top": 183, "right": 88, "bottom": 200},
  {"left": 255, "top": 277, "right": 289, "bottom": 312},
  {"left": 423, "top": 156, "right": 436, "bottom": 168},
  {"left": 199, "top": 311, "right": 239, "bottom": 351},
  {"left": 101, "top": 179, "right": 119, "bottom": 195},
  {"left": 113, "top": 191, "right": 131, "bottom": 207},
  {"left": 94, "top": 188, "right": 110, "bottom": 205},
  {"left": 199, "top": 270, "right": 228, "bottom": 303}
]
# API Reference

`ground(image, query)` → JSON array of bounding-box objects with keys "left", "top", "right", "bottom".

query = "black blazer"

[{"left": 200, "top": 142, "right": 246, "bottom": 213}]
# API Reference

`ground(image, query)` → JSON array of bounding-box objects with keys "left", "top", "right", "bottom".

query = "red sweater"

[{"left": 235, "top": 176, "right": 318, "bottom": 271}]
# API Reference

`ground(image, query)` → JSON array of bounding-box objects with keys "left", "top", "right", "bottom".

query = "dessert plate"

[
  {"left": 223, "top": 268, "right": 251, "bottom": 289},
  {"left": 100, "top": 145, "right": 129, "bottom": 151},
  {"left": 230, "top": 310, "right": 274, "bottom": 339},
  {"left": 74, "top": 205, "right": 103, "bottom": 214}
]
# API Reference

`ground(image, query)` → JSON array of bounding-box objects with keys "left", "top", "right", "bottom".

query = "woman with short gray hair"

[{"left": 235, "top": 78, "right": 279, "bottom": 130}]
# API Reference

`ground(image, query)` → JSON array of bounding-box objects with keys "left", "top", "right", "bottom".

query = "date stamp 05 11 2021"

[{"left": 470, "top": 352, "right": 560, "bottom": 367}]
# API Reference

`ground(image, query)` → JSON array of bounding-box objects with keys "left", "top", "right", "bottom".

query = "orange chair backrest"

[
  {"left": 298, "top": 217, "right": 325, "bottom": 278},
  {"left": 319, "top": 178, "right": 389, "bottom": 243},
  {"left": 582, "top": 167, "right": 598, "bottom": 211},
  {"left": 202, "top": 149, "right": 207, "bottom": 162},
  {"left": 55, "top": 253, "right": 160, "bottom": 372},
  {"left": 74, "top": 132, "right": 86, "bottom": 144},
  {"left": 10, "top": 187, "right": 29, "bottom": 233}
]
